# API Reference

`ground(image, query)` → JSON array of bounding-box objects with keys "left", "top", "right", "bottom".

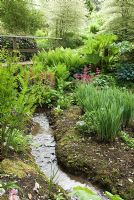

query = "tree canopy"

[
  {"left": 0, "top": 0, "right": 43, "bottom": 34},
  {"left": 44, "top": 0, "right": 88, "bottom": 38},
  {"left": 100, "top": 0, "right": 134, "bottom": 41}
]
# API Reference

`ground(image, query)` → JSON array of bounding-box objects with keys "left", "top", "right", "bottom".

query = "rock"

[{"left": 128, "top": 178, "right": 133, "bottom": 183}]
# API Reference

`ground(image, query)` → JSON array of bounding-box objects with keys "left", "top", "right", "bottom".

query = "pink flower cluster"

[
  {"left": 74, "top": 65, "right": 100, "bottom": 83},
  {"left": 9, "top": 189, "right": 20, "bottom": 200}
]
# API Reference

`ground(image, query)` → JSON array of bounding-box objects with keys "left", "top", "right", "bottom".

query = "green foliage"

[
  {"left": 35, "top": 29, "right": 53, "bottom": 50},
  {"left": 34, "top": 48, "right": 85, "bottom": 73},
  {"left": 85, "top": 0, "right": 93, "bottom": 12},
  {"left": 91, "top": 103, "right": 123, "bottom": 141},
  {"left": 0, "top": 181, "right": 19, "bottom": 190},
  {"left": 82, "top": 34, "right": 119, "bottom": 71},
  {"left": 119, "top": 131, "right": 134, "bottom": 148},
  {"left": 56, "top": 93, "right": 74, "bottom": 110},
  {"left": 54, "top": 191, "right": 65, "bottom": 200},
  {"left": 116, "top": 63, "right": 134, "bottom": 83},
  {"left": 53, "top": 64, "right": 70, "bottom": 81},
  {"left": 76, "top": 84, "right": 134, "bottom": 141},
  {"left": 0, "top": 51, "right": 36, "bottom": 157},
  {"left": 32, "top": 81, "right": 57, "bottom": 107},
  {"left": 117, "top": 41, "right": 133, "bottom": 55},
  {"left": 0, "top": 128, "right": 28, "bottom": 156},
  {"left": 105, "top": 191, "right": 124, "bottom": 200},
  {"left": 0, "top": 0, "right": 43, "bottom": 34},
  {"left": 48, "top": 166, "right": 58, "bottom": 197},
  {"left": 58, "top": 32, "right": 84, "bottom": 49},
  {"left": 71, "top": 186, "right": 102, "bottom": 200},
  {"left": 45, "top": 0, "right": 88, "bottom": 38},
  {"left": 87, "top": 11, "right": 103, "bottom": 35},
  {"left": 100, "top": 0, "right": 134, "bottom": 41},
  {"left": 119, "top": 90, "right": 134, "bottom": 127},
  {"left": 92, "top": 74, "right": 116, "bottom": 88}
]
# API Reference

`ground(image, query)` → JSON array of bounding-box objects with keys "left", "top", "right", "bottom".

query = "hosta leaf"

[{"left": 71, "top": 186, "right": 102, "bottom": 200}]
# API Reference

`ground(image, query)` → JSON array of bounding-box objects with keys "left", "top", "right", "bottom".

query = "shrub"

[
  {"left": 116, "top": 63, "right": 134, "bottom": 83},
  {"left": 73, "top": 66, "right": 100, "bottom": 83},
  {"left": 81, "top": 34, "right": 119, "bottom": 71},
  {"left": 0, "top": 52, "right": 36, "bottom": 157},
  {"left": 33, "top": 84, "right": 58, "bottom": 107},
  {"left": 35, "top": 29, "right": 53, "bottom": 50},
  {"left": 52, "top": 64, "right": 70, "bottom": 81},
  {"left": 59, "top": 32, "right": 84, "bottom": 49},
  {"left": 76, "top": 85, "right": 134, "bottom": 141},
  {"left": 116, "top": 41, "right": 134, "bottom": 63},
  {"left": 92, "top": 74, "right": 116, "bottom": 88}
]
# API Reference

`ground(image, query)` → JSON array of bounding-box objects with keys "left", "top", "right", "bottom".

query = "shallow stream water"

[{"left": 31, "top": 113, "right": 108, "bottom": 199}]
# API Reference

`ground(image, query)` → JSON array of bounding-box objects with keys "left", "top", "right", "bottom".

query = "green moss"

[
  {"left": 0, "top": 195, "right": 8, "bottom": 200},
  {"left": 60, "top": 128, "right": 81, "bottom": 144},
  {"left": 0, "top": 159, "right": 36, "bottom": 178},
  {"left": 52, "top": 105, "right": 134, "bottom": 200}
]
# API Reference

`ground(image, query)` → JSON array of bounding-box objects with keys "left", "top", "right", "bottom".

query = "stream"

[{"left": 31, "top": 113, "right": 108, "bottom": 199}]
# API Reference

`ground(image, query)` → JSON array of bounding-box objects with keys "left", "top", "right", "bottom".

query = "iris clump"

[{"left": 76, "top": 84, "right": 134, "bottom": 141}]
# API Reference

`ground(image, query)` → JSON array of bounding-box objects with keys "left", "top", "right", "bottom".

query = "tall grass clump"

[{"left": 76, "top": 84, "right": 134, "bottom": 141}]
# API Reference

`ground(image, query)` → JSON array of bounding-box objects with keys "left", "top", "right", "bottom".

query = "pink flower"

[
  {"left": 74, "top": 73, "right": 81, "bottom": 79},
  {"left": 9, "top": 189, "right": 20, "bottom": 200},
  {"left": 83, "top": 67, "right": 88, "bottom": 74},
  {"left": 95, "top": 67, "right": 100, "bottom": 75},
  {"left": 9, "top": 189, "right": 18, "bottom": 196}
]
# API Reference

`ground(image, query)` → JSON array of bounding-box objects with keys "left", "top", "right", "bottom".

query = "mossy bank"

[
  {"left": 0, "top": 152, "right": 68, "bottom": 200},
  {"left": 49, "top": 106, "right": 134, "bottom": 200}
]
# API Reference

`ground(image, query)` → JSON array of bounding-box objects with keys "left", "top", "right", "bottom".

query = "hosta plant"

[{"left": 71, "top": 186, "right": 102, "bottom": 200}]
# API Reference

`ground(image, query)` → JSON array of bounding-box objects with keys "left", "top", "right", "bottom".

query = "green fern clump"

[{"left": 33, "top": 47, "right": 85, "bottom": 72}]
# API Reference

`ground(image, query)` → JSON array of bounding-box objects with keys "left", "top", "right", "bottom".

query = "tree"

[
  {"left": 85, "top": 0, "right": 93, "bottom": 12},
  {"left": 0, "top": 0, "right": 43, "bottom": 34},
  {"left": 100, "top": 0, "right": 134, "bottom": 41},
  {"left": 44, "top": 0, "right": 88, "bottom": 38}
]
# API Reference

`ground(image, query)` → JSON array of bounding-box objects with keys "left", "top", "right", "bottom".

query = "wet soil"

[{"left": 49, "top": 106, "right": 134, "bottom": 200}]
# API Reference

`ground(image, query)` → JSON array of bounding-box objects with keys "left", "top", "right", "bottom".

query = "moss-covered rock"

[{"left": 1, "top": 158, "right": 36, "bottom": 178}]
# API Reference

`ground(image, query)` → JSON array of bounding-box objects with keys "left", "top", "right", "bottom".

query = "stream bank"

[
  {"left": 0, "top": 153, "right": 65, "bottom": 200},
  {"left": 48, "top": 106, "right": 134, "bottom": 200}
]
